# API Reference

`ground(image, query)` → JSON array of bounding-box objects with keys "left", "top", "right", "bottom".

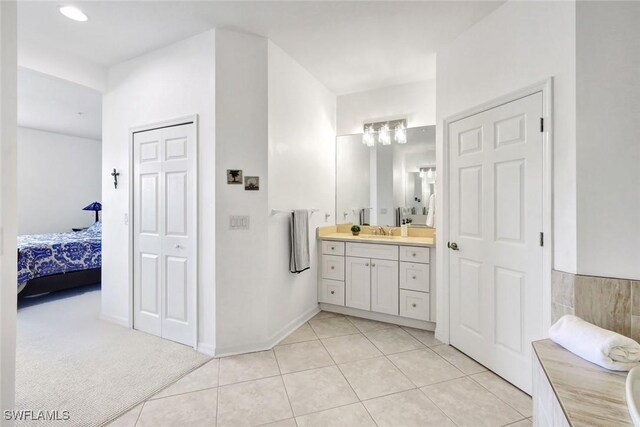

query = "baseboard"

[
  {"left": 215, "top": 304, "right": 320, "bottom": 357},
  {"left": 319, "top": 303, "right": 436, "bottom": 331},
  {"left": 196, "top": 342, "right": 216, "bottom": 356},
  {"left": 99, "top": 312, "right": 129, "bottom": 328}
]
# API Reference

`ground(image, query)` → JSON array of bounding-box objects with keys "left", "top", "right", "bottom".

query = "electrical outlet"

[{"left": 229, "top": 215, "right": 250, "bottom": 230}]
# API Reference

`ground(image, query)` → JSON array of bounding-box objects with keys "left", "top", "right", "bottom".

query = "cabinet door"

[
  {"left": 346, "top": 257, "right": 371, "bottom": 311},
  {"left": 371, "top": 259, "right": 399, "bottom": 315}
]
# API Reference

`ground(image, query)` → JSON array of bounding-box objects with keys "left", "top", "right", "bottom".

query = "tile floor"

[{"left": 109, "top": 311, "right": 533, "bottom": 427}]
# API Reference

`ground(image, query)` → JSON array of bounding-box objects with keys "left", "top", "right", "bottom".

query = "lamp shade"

[{"left": 82, "top": 202, "right": 102, "bottom": 212}]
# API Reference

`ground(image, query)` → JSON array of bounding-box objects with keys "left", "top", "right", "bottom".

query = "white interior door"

[
  {"left": 133, "top": 122, "right": 197, "bottom": 347},
  {"left": 448, "top": 92, "right": 543, "bottom": 393}
]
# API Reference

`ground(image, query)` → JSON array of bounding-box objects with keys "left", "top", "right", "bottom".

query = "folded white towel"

[{"left": 549, "top": 314, "right": 640, "bottom": 371}]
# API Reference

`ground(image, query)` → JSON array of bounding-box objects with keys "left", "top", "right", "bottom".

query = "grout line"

[
  {"left": 132, "top": 401, "right": 145, "bottom": 427},
  {"left": 467, "top": 373, "right": 532, "bottom": 419},
  {"left": 417, "top": 388, "right": 461, "bottom": 427},
  {"left": 273, "top": 347, "right": 298, "bottom": 426}
]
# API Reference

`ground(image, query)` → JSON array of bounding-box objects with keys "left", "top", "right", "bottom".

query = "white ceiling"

[
  {"left": 18, "top": 67, "right": 102, "bottom": 140},
  {"left": 18, "top": 1, "right": 503, "bottom": 95}
]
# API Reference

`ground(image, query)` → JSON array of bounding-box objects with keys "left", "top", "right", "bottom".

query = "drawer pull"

[
  {"left": 365, "top": 263, "right": 369, "bottom": 267},
  {"left": 331, "top": 266, "right": 335, "bottom": 270},
  {"left": 412, "top": 303, "right": 417, "bottom": 308},
  {"left": 331, "top": 246, "right": 335, "bottom": 250},
  {"left": 412, "top": 253, "right": 417, "bottom": 257},
  {"left": 330, "top": 290, "right": 335, "bottom": 295},
  {"left": 412, "top": 275, "right": 417, "bottom": 280},
  {"left": 371, "top": 263, "right": 376, "bottom": 267}
]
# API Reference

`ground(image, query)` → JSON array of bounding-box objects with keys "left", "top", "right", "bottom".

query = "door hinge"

[
  {"left": 540, "top": 117, "right": 544, "bottom": 133},
  {"left": 539, "top": 232, "right": 544, "bottom": 247}
]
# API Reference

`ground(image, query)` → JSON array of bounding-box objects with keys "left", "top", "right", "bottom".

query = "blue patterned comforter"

[{"left": 17, "top": 223, "right": 101, "bottom": 287}]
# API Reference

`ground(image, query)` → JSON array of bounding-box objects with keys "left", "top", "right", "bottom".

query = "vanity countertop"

[
  {"left": 318, "top": 232, "right": 434, "bottom": 247},
  {"left": 533, "top": 339, "right": 632, "bottom": 427}
]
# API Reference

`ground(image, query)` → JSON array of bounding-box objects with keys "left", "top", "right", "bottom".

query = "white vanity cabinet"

[{"left": 319, "top": 239, "right": 434, "bottom": 327}]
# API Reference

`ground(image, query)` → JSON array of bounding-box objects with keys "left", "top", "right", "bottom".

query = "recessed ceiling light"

[{"left": 59, "top": 6, "right": 88, "bottom": 22}]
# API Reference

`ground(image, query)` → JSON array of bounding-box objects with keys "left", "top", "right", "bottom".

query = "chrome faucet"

[{"left": 377, "top": 226, "right": 386, "bottom": 236}]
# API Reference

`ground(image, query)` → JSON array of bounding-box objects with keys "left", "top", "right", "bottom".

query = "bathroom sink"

[{"left": 626, "top": 366, "right": 640, "bottom": 426}]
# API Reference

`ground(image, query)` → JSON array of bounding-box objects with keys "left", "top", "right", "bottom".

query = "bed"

[{"left": 17, "top": 222, "right": 102, "bottom": 297}]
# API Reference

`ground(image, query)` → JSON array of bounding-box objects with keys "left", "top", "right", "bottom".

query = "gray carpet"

[{"left": 16, "top": 287, "right": 210, "bottom": 426}]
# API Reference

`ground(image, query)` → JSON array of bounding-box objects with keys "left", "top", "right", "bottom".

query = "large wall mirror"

[{"left": 336, "top": 125, "right": 436, "bottom": 227}]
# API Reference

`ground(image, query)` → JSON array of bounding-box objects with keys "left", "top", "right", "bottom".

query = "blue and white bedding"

[{"left": 17, "top": 222, "right": 102, "bottom": 287}]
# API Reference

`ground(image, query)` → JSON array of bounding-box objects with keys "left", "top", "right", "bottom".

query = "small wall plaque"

[
  {"left": 227, "top": 169, "right": 243, "bottom": 184},
  {"left": 244, "top": 176, "right": 259, "bottom": 191}
]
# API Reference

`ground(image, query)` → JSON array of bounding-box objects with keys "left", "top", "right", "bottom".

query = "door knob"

[
  {"left": 175, "top": 244, "right": 182, "bottom": 249},
  {"left": 330, "top": 290, "right": 335, "bottom": 295},
  {"left": 448, "top": 242, "right": 459, "bottom": 251}
]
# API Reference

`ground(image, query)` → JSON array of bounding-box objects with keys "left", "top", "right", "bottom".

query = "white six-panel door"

[
  {"left": 133, "top": 122, "right": 197, "bottom": 347},
  {"left": 448, "top": 92, "right": 543, "bottom": 393}
]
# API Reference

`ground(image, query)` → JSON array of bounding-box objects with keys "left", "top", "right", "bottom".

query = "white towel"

[
  {"left": 289, "top": 210, "right": 310, "bottom": 274},
  {"left": 549, "top": 314, "right": 640, "bottom": 371},
  {"left": 426, "top": 194, "right": 435, "bottom": 227}
]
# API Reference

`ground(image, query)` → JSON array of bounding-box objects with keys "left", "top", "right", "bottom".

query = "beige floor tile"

[
  {"left": 387, "top": 349, "right": 465, "bottom": 387},
  {"left": 471, "top": 371, "right": 532, "bottom": 418},
  {"left": 106, "top": 404, "right": 142, "bottom": 427},
  {"left": 346, "top": 316, "right": 399, "bottom": 333},
  {"left": 283, "top": 366, "right": 358, "bottom": 416},
  {"left": 321, "top": 333, "right": 382, "bottom": 364},
  {"left": 421, "top": 377, "right": 522, "bottom": 427},
  {"left": 309, "top": 316, "right": 359, "bottom": 338},
  {"left": 401, "top": 327, "right": 443, "bottom": 347},
  {"left": 431, "top": 345, "right": 487, "bottom": 374},
  {"left": 279, "top": 323, "right": 318, "bottom": 345},
  {"left": 295, "top": 402, "right": 376, "bottom": 427},
  {"left": 259, "top": 419, "right": 297, "bottom": 427},
  {"left": 338, "top": 356, "right": 415, "bottom": 400},
  {"left": 219, "top": 350, "right": 280, "bottom": 385},
  {"left": 274, "top": 340, "right": 334, "bottom": 374},
  {"left": 364, "top": 327, "right": 424, "bottom": 355},
  {"left": 217, "top": 376, "right": 293, "bottom": 427},
  {"left": 363, "top": 389, "right": 456, "bottom": 427},
  {"left": 506, "top": 419, "right": 532, "bottom": 426},
  {"left": 136, "top": 388, "right": 218, "bottom": 427},
  {"left": 152, "top": 359, "right": 219, "bottom": 399},
  {"left": 312, "top": 311, "right": 342, "bottom": 321}
]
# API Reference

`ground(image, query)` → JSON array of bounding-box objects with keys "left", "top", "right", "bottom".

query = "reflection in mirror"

[{"left": 336, "top": 125, "right": 436, "bottom": 227}]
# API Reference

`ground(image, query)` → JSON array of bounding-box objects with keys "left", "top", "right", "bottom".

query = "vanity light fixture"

[
  {"left": 395, "top": 122, "right": 407, "bottom": 144},
  {"left": 362, "top": 119, "right": 407, "bottom": 146},
  {"left": 419, "top": 166, "right": 436, "bottom": 179},
  {"left": 378, "top": 123, "right": 391, "bottom": 145},
  {"left": 59, "top": 6, "right": 88, "bottom": 22},
  {"left": 362, "top": 125, "right": 375, "bottom": 147}
]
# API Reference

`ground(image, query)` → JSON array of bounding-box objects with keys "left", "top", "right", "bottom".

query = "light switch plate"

[{"left": 229, "top": 215, "right": 250, "bottom": 230}]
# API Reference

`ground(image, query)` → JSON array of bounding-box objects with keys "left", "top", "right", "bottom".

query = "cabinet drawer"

[
  {"left": 399, "top": 246, "right": 430, "bottom": 264},
  {"left": 319, "top": 279, "right": 345, "bottom": 306},
  {"left": 322, "top": 255, "right": 344, "bottom": 280},
  {"left": 322, "top": 241, "right": 345, "bottom": 256},
  {"left": 346, "top": 243, "right": 398, "bottom": 261},
  {"left": 400, "top": 290, "right": 430, "bottom": 321},
  {"left": 399, "top": 262, "right": 430, "bottom": 292}
]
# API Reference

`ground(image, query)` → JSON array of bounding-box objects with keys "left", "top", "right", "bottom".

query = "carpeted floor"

[{"left": 16, "top": 286, "right": 210, "bottom": 427}]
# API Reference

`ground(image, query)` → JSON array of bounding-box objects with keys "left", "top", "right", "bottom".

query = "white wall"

[
  {"left": 436, "top": 0, "right": 577, "bottom": 273},
  {"left": 101, "top": 30, "right": 216, "bottom": 352},
  {"left": 214, "top": 30, "right": 269, "bottom": 354},
  {"left": 337, "top": 80, "right": 436, "bottom": 135},
  {"left": 575, "top": 1, "right": 640, "bottom": 280},
  {"left": 0, "top": 0, "right": 17, "bottom": 417},
  {"left": 17, "top": 127, "right": 101, "bottom": 235},
  {"left": 18, "top": 40, "right": 107, "bottom": 93},
  {"left": 267, "top": 41, "right": 336, "bottom": 341}
]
